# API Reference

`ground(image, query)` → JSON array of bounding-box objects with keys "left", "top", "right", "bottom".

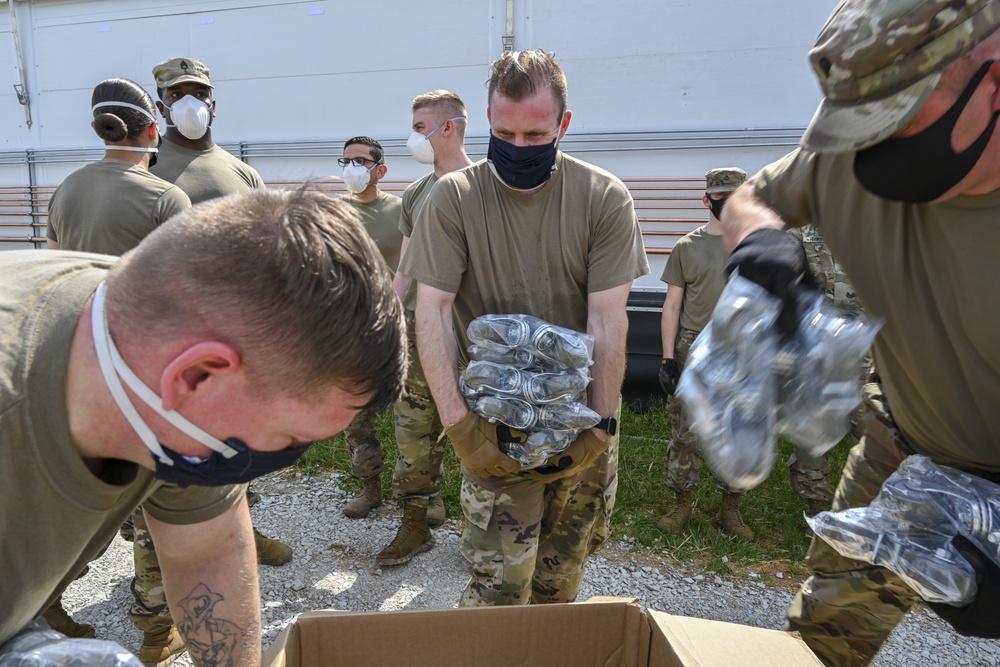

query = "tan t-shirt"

[
  {"left": 755, "top": 148, "right": 1000, "bottom": 471},
  {"left": 343, "top": 190, "right": 403, "bottom": 271},
  {"left": 398, "top": 172, "right": 439, "bottom": 311},
  {"left": 151, "top": 140, "right": 264, "bottom": 204},
  {"left": 660, "top": 225, "right": 727, "bottom": 332},
  {"left": 0, "top": 251, "right": 244, "bottom": 644},
  {"left": 47, "top": 161, "right": 191, "bottom": 255},
  {"left": 401, "top": 153, "right": 649, "bottom": 361}
]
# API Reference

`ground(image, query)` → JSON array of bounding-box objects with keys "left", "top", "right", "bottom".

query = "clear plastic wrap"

[
  {"left": 463, "top": 314, "right": 599, "bottom": 469},
  {"left": 676, "top": 275, "right": 881, "bottom": 493},
  {"left": 0, "top": 621, "right": 143, "bottom": 667},
  {"left": 808, "top": 455, "right": 1000, "bottom": 605}
]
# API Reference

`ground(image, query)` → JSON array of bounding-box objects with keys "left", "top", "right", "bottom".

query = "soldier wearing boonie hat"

[
  {"left": 152, "top": 57, "right": 213, "bottom": 91},
  {"left": 700, "top": 0, "right": 1000, "bottom": 664}
]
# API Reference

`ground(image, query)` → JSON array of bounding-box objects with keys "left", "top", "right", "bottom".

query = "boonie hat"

[
  {"left": 802, "top": 0, "right": 1000, "bottom": 154},
  {"left": 705, "top": 167, "right": 747, "bottom": 194},
  {"left": 152, "top": 57, "right": 213, "bottom": 90}
]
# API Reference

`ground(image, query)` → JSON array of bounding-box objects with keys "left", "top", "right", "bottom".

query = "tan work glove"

[
  {"left": 522, "top": 430, "right": 609, "bottom": 482},
  {"left": 446, "top": 412, "right": 524, "bottom": 477}
]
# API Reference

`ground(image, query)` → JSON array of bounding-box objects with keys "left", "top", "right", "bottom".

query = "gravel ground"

[{"left": 60, "top": 471, "right": 999, "bottom": 666}]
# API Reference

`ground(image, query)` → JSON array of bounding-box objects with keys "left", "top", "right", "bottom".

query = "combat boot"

[
  {"left": 806, "top": 498, "right": 829, "bottom": 516},
  {"left": 656, "top": 490, "right": 692, "bottom": 534},
  {"left": 342, "top": 476, "right": 383, "bottom": 519},
  {"left": 139, "top": 625, "right": 186, "bottom": 667},
  {"left": 376, "top": 502, "right": 435, "bottom": 566},
  {"left": 426, "top": 491, "right": 446, "bottom": 527},
  {"left": 718, "top": 492, "right": 754, "bottom": 540},
  {"left": 254, "top": 527, "right": 293, "bottom": 566},
  {"left": 41, "top": 595, "right": 95, "bottom": 638}
]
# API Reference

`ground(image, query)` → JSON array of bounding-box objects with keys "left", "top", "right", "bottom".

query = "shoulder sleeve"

[
  {"left": 399, "top": 184, "right": 416, "bottom": 237},
  {"left": 46, "top": 187, "right": 63, "bottom": 242},
  {"left": 753, "top": 148, "right": 824, "bottom": 229},
  {"left": 245, "top": 165, "right": 265, "bottom": 190},
  {"left": 142, "top": 482, "right": 245, "bottom": 525},
  {"left": 660, "top": 238, "right": 687, "bottom": 286},
  {"left": 153, "top": 186, "right": 193, "bottom": 226},
  {"left": 399, "top": 175, "right": 467, "bottom": 293},
  {"left": 586, "top": 175, "right": 650, "bottom": 293}
]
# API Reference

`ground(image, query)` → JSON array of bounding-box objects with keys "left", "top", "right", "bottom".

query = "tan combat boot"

[
  {"left": 376, "top": 502, "right": 435, "bottom": 566},
  {"left": 139, "top": 625, "right": 186, "bottom": 667},
  {"left": 41, "top": 595, "right": 95, "bottom": 638},
  {"left": 656, "top": 490, "right": 693, "bottom": 533},
  {"left": 342, "top": 476, "right": 383, "bottom": 519},
  {"left": 718, "top": 492, "right": 754, "bottom": 540},
  {"left": 426, "top": 491, "right": 446, "bottom": 527},
  {"left": 254, "top": 527, "right": 293, "bottom": 566}
]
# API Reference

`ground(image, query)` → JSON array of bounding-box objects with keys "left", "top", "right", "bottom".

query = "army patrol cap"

[
  {"left": 153, "top": 57, "right": 213, "bottom": 90},
  {"left": 802, "top": 0, "right": 1000, "bottom": 154},
  {"left": 705, "top": 167, "right": 747, "bottom": 194}
]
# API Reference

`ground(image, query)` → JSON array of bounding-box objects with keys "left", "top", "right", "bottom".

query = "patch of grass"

[{"left": 293, "top": 402, "right": 853, "bottom": 572}]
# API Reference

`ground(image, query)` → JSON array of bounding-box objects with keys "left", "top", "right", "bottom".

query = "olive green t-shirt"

[
  {"left": 398, "top": 172, "right": 439, "bottom": 311},
  {"left": 343, "top": 190, "right": 403, "bottom": 271},
  {"left": 46, "top": 161, "right": 191, "bottom": 255},
  {"left": 660, "top": 225, "right": 727, "bottom": 332},
  {"left": 755, "top": 148, "right": 1000, "bottom": 471},
  {"left": 0, "top": 251, "right": 244, "bottom": 644},
  {"left": 401, "top": 153, "right": 649, "bottom": 361},
  {"left": 151, "top": 140, "right": 264, "bottom": 204}
]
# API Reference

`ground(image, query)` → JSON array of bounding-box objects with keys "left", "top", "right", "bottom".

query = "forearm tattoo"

[{"left": 176, "top": 583, "right": 258, "bottom": 666}]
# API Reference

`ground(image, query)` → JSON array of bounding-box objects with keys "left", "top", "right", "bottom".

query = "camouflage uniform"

[
  {"left": 126, "top": 506, "right": 172, "bottom": 632},
  {"left": 344, "top": 408, "right": 385, "bottom": 480},
  {"left": 787, "top": 226, "right": 876, "bottom": 504},
  {"left": 391, "top": 309, "right": 446, "bottom": 505},
  {"left": 787, "top": 384, "right": 918, "bottom": 666},
  {"left": 665, "top": 328, "right": 744, "bottom": 495},
  {"left": 459, "top": 409, "right": 620, "bottom": 606}
]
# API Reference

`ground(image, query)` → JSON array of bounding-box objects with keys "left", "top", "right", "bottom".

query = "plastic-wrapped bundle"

[
  {"left": 808, "top": 455, "right": 1000, "bottom": 605},
  {"left": 776, "top": 291, "right": 880, "bottom": 456},
  {"left": 676, "top": 277, "right": 781, "bottom": 492},
  {"left": 0, "top": 621, "right": 143, "bottom": 667},
  {"left": 468, "top": 314, "right": 595, "bottom": 371},
  {"left": 463, "top": 314, "right": 598, "bottom": 468},
  {"left": 677, "top": 275, "right": 881, "bottom": 492}
]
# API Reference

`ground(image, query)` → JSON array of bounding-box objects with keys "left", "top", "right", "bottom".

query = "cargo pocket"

[{"left": 461, "top": 477, "right": 496, "bottom": 532}]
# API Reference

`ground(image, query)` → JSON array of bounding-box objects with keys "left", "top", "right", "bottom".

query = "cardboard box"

[{"left": 263, "top": 598, "right": 822, "bottom": 666}]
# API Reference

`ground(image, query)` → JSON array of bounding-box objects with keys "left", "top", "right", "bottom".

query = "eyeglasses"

[{"left": 337, "top": 157, "right": 381, "bottom": 168}]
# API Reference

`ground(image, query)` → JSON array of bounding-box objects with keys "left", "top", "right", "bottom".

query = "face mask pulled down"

[
  {"left": 853, "top": 60, "right": 999, "bottom": 203},
  {"left": 91, "top": 283, "right": 308, "bottom": 487},
  {"left": 164, "top": 95, "right": 212, "bottom": 141}
]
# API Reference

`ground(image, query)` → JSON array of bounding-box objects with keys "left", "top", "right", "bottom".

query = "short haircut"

[
  {"left": 487, "top": 49, "right": 567, "bottom": 117},
  {"left": 412, "top": 90, "right": 468, "bottom": 140},
  {"left": 344, "top": 136, "right": 384, "bottom": 164},
  {"left": 105, "top": 188, "right": 406, "bottom": 411},
  {"left": 91, "top": 78, "right": 157, "bottom": 142}
]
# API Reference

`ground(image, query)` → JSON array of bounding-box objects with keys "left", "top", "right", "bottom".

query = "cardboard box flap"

[
  {"left": 265, "top": 601, "right": 650, "bottom": 667},
  {"left": 646, "top": 611, "right": 822, "bottom": 666}
]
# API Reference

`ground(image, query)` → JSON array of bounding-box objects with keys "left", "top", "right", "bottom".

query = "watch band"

[{"left": 595, "top": 416, "right": 618, "bottom": 436}]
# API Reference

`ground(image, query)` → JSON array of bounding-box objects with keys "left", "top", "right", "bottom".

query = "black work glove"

[
  {"left": 927, "top": 535, "right": 1000, "bottom": 638},
  {"left": 725, "top": 228, "right": 808, "bottom": 337},
  {"left": 658, "top": 358, "right": 680, "bottom": 396}
]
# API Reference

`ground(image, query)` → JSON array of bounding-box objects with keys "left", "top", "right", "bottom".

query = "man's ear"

[
  {"left": 156, "top": 100, "right": 167, "bottom": 119},
  {"left": 558, "top": 109, "right": 572, "bottom": 140},
  {"left": 159, "top": 341, "right": 242, "bottom": 412},
  {"left": 702, "top": 194, "right": 712, "bottom": 209},
  {"left": 376, "top": 163, "right": 388, "bottom": 180}
]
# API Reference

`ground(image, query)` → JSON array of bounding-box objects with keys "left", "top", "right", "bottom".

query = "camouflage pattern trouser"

[
  {"left": 786, "top": 383, "right": 919, "bottom": 667},
  {"left": 391, "top": 309, "right": 445, "bottom": 505},
  {"left": 344, "top": 407, "right": 385, "bottom": 480},
  {"left": 127, "top": 505, "right": 172, "bottom": 632},
  {"left": 665, "top": 328, "right": 745, "bottom": 495},
  {"left": 458, "top": 404, "right": 620, "bottom": 607}
]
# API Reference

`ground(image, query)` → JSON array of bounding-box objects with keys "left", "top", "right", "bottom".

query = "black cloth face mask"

[
  {"left": 854, "top": 60, "right": 999, "bottom": 203},
  {"left": 708, "top": 195, "right": 727, "bottom": 220},
  {"left": 487, "top": 133, "right": 559, "bottom": 190},
  {"left": 150, "top": 438, "right": 309, "bottom": 488}
]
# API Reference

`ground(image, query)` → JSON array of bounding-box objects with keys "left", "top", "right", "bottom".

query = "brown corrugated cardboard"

[{"left": 262, "top": 598, "right": 821, "bottom": 667}]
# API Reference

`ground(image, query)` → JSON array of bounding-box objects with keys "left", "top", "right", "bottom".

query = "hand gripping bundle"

[
  {"left": 676, "top": 275, "right": 880, "bottom": 492},
  {"left": 808, "top": 454, "right": 1000, "bottom": 606},
  {"left": 462, "top": 314, "right": 599, "bottom": 469}
]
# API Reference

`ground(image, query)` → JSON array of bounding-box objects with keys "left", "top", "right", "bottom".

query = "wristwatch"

[{"left": 595, "top": 417, "right": 618, "bottom": 436}]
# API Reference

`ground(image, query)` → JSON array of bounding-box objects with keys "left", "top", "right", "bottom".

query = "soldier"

[
  {"left": 376, "top": 90, "right": 473, "bottom": 566},
  {"left": 401, "top": 50, "right": 648, "bottom": 605},
  {"left": 336, "top": 136, "right": 403, "bottom": 521},
  {"left": 656, "top": 167, "right": 755, "bottom": 540}
]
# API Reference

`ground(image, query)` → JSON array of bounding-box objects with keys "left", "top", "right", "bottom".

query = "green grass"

[{"left": 294, "top": 402, "right": 852, "bottom": 575}]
